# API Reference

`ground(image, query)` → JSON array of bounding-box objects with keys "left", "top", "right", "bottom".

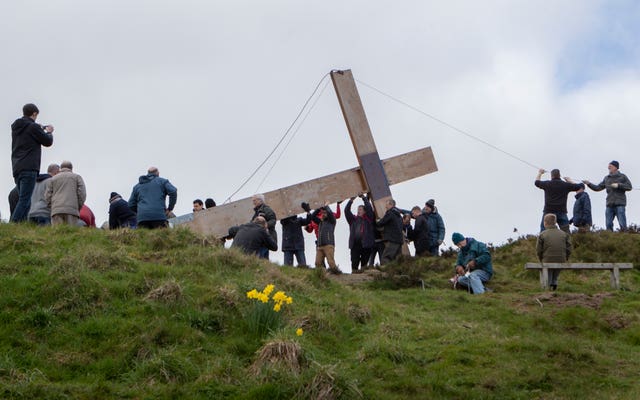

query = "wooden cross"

[{"left": 180, "top": 69, "right": 438, "bottom": 237}]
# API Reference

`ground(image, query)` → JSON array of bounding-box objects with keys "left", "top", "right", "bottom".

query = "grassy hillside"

[{"left": 1, "top": 224, "right": 639, "bottom": 399}]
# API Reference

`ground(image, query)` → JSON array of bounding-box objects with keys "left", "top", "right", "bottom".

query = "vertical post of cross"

[{"left": 331, "top": 69, "right": 392, "bottom": 219}]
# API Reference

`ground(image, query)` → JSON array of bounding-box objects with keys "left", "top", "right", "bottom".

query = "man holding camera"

[
  {"left": 452, "top": 232, "right": 493, "bottom": 294},
  {"left": 10, "top": 103, "right": 54, "bottom": 222}
]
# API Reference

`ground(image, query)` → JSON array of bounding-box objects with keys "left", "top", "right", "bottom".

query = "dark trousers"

[
  {"left": 350, "top": 242, "right": 372, "bottom": 272},
  {"left": 29, "top": 216, "right": 51, "bottom": 226},
  {"left": 138, "top": 220, "right": 168, "bottom": 229},
  {"left": 381, "top": 241, "right": 402, "bottom": 265},
  {"left": 368, "top": 241, "right": 385, "bottom": 266},
  {"left": 11, "top": 171, "right": 38, "bottom": 223}
]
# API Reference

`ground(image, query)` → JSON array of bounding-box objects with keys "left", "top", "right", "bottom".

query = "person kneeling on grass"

[{"left": 451, "top": 232, "right": 493, "bottom": 294}]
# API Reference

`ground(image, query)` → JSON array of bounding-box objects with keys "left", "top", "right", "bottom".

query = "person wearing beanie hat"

[
  {"left": 108, "top": 191, "right": 137, "bottom": 229},
  {"left": 423, "top": 199, "right": 446, "bottom": 255},
  {"left": 451, "top": 233, "right": 493, "bottom": 294},
  {"left": 570, "top": 184, "right": 592, "bottom": 233},
  {"left": 583, "top": 161, "right": 633, "bottom": 231},
  {"left": 535, "top": 168, "right": 583, "bottom": 233}
]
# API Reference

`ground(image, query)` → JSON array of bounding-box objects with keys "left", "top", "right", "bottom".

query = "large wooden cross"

[{"left": 180, "top": 70, "right": 438, "bottom": 237}]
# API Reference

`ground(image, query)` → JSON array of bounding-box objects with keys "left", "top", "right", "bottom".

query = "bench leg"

[
  {"left": 541, "top": 268, "right": 549, "bottom": 290},
  {"left": 610, "top": 268, "right": 620, "bottom": 290}
]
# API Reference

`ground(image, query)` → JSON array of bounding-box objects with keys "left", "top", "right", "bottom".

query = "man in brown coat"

[
  {"left": 45, "top": 160, "right": 87, "bottom": 226},
  {"left": 536, "top": 213, "right": 572, "bottom": 290}
]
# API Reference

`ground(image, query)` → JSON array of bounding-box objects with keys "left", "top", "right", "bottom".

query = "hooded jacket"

[
  {"left": 28, "top": 173, "right": 53, "bottom": 218},
  {"left": 572, "top": 191, "right": 592, "bottom": 227},
  {"left": 455, "top": 238, "right": 493, "bottom": 276},
  {"left": 376, "top": 207, "right": 404, "bottom": 244},
  {"left": 45, "top": 168, "right": 86, "bottom": 217},
  {"left": 11, "top": 117, "right": 53, "bottom": 177},
  {"left": 345, "top": 197, "right": 375, "bottom": 249},
  {"left": 587, "top": 171, "right": 633, "bottom": 207},
  {"left": 128, "top": 174, "right": 177, "bottom": 223},
  {"left": 280, "top": 214, "right": 311, "bottom": 251},
  {"left": 424, "top": 208, "right": 446, "bottom": 245}
]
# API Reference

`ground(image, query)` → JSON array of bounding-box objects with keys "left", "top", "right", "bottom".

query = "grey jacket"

[
  {"left": 45, "top": 168, "right": 86, "bottom": 217},
  {"left": 587, "top": 172, "right": 633, "bottom": 207},
  {"left": 28, "top": 174, "right": 53, "bottom": 218}
]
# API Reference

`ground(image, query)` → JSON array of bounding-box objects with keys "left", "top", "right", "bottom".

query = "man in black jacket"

[
  {"left": 228, "top": 216, "right": 278, "bottom": 256},
  {"left": 407, "top": 206, "right": 430, "bottom": 256},
  {"left": 376, "top": 199, "right": 404, "bottom": 265},
  {"left": 534, "top": 168, "right": 582, "bottom": 233},
  {"left": 10, "top": 104, "right": 54, "bottom": 222},
  {"left": 280, "top": 206, "right": 311, "bottom": 267}
]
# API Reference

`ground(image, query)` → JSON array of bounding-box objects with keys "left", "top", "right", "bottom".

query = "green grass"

[{"left": 0, "top": 224, "right": 639, "bottom": 399}]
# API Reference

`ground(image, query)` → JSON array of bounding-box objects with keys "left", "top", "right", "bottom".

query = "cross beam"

[{"left": 176, "top": 69, "right": 438, "bottom": 237}]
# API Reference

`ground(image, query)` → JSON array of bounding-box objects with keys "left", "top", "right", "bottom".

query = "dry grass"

[
  {"left": 144, "top": 280, "right": 183, "bottom": 303},
  {"left": 250, "top": 339, "right": 306, "bottom": 376},
  {"left": 298, "top": 362, "right": 363, "bottom": 400}
]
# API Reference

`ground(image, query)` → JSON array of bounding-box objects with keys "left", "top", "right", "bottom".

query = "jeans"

[
  {"left": 350, "top": 242, "right": 372, "bottom": 271},
  {"left": 540, "top": 212, "right": 569, "bottom": 233},
  {"left": 11, "top": 170, "right": 38, "bottom": 223},
  {"left": 457, "top": 269, "right": 492, "bottom": 294},
  {"left": 605, "top": 206, "right": 627, "bottom": 231},
  {"left": 283, "top": 250, "right": 306, "bottom": 266}
]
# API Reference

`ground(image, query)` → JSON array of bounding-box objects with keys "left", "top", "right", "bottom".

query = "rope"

[
  {"left": 355, "top": 79, "right": 543, "bottom": 171},
  {"left": 223, "top": 73, "right": 330, "bottom": 204},
  {"left": 254, "top": 78, "right": 331, "bottom": 192}
]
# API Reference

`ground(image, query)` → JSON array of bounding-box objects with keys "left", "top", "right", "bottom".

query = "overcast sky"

[{"left": 2, "top": 1, "right": 639, "bottom": 269}]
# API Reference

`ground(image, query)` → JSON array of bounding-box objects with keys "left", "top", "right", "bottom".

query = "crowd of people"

[{"left": 7, "top": 103, "right": 635, "bottom": 295}]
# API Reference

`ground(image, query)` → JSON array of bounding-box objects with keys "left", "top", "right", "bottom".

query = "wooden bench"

[{"left": 524, "top": 263, "right": 633, "bottom": 290}]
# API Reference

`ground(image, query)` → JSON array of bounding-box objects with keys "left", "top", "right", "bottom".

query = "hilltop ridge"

[{"left": 0, "top": 224, "right": 639, "bottom": 399}]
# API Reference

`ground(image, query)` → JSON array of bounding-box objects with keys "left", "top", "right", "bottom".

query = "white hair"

[{"left": 253, "top": 193, "right": 265, "bottom": 202}]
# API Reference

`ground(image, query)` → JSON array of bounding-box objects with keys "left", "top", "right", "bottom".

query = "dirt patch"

[
  {"left": 326, "top": 269, "right": 381, "bottom": 285},
  {"left": 530, "top": 292, "right": 613, "bottom": 310}
]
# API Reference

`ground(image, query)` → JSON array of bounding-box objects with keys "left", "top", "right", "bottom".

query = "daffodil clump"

[{"left": 245, "top": 284, "right": 294, "bottom": 337}]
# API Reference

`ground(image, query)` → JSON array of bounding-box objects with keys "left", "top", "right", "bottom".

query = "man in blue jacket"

[
  {"left": 10, "top": 103, "right": 54, "bottom": 222},
  {"left": 423, "top": 199, "right": 446, "bottom": 256},
  {"left": 452, "top": 232, "right": 493, "bottom": 294},
  {"left": 571, "top": 184, "right": 592, "bottom": 233},
  {"left": 128, "top": 167, "right": 177, "bottom": 229}
]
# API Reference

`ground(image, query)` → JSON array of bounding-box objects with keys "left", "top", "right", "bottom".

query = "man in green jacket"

[
  {"left": 536, "top": 213, "right": 571, "bottom": 291},
  {"left": 452, "top": 232, "right": 493, "bottom": 294}
]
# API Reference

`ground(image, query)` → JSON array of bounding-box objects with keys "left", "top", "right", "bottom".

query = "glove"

[{"left": 301, "top": 202, "right": 311, "bottom": 212}]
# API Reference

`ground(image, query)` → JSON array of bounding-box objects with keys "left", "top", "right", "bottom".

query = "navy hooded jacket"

[{"left": 128, "top": 174, "right": 177, "bottom": 223}]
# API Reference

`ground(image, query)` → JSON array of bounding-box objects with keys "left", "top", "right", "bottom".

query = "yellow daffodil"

[
  {"left": 263, "top": 284, "right": 275, "bottom": 296},
  {"left": 296, "top": 328, "right": 303, "bottom": 336}
]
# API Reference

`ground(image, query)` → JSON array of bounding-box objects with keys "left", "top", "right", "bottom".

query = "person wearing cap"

[
  {"left": 109, "top": 192, "right": 137, "bottom": 229},
  {"left": 535, "top": 168, "right": 582, "bottom": 233},
  {"left": 451, "top": 232, "right": 493, "bottom": 294},
  {"left": 422, "top": 199, "right": 446, "bottom": 256},
  {"left": 583, "top": 161, "right": 633, "bottom": 231},
  {"left": 537, "top": 213, "right": 572, "bottom": 291},
  {"left": 128, "top": 167, "right": 177, "bottom": 229},
  {"left": 570, "top": 184, "right": 592, "bottom": 233}
]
